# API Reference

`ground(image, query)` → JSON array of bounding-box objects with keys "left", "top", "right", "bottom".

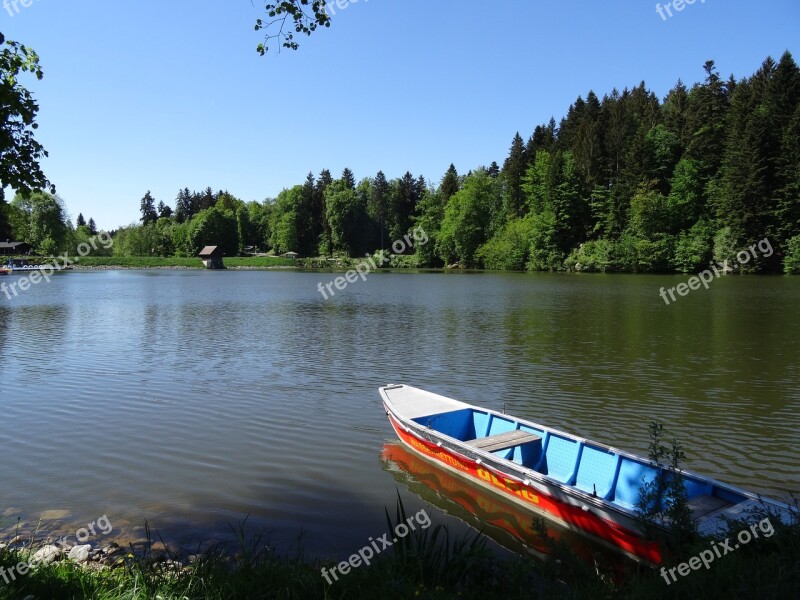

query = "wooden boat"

[{"left": 381, "top": 384, "right": 793, "bottom": 564}]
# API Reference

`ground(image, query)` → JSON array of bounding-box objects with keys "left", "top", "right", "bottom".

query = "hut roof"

[{"left": 198, "top": 246, "right": 224, "bottom": 257}]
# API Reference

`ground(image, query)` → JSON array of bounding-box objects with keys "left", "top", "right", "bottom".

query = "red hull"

[{"left": 388, "top": 413, "right": 661, "bottom": 563}]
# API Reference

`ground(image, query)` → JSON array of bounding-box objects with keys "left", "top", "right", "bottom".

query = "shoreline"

[{"left": 7, "top": 256, "right": 796, "bottom": 275}]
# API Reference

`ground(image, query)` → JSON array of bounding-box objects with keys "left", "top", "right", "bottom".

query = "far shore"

[{"left": 9, "top": 255, "right": 798, "bottom": 275}]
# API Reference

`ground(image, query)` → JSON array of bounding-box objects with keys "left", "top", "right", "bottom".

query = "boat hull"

[{"left": 386, "top": 410, "right": 662, "bottom": 563}]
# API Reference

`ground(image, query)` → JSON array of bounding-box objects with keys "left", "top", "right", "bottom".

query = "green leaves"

[
  {"left": 0, "top": 33, "right": 53, "bottom": 196},
  {"left": 256, "top": 1, "right": 332, "bottom": 55}
]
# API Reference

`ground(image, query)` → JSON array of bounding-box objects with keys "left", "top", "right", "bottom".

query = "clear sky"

[{"left": 2, "top": 0, "right": 798, "bottom": 230}]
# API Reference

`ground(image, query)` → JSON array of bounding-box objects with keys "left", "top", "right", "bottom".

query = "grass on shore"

[{"left": 2, "top": 499, "right": 798, "bottom": 600}]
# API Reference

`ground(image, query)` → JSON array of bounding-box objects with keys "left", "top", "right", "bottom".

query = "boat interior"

[{"left": 414, "top": 408, "right": 747, "bottom": 516}]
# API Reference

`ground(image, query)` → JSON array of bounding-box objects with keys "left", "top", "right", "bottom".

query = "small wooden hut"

[{"left": 198, "top": 246, "right": 225, "bottom": 269}]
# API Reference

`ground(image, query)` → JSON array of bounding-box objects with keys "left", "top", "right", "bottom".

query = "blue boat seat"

[
  {"left": 611, "top": 458, "right": 659, "bottom": 509},
  {"left": 574, "top": 445, "right": 620, "bottom": 498},
  {"left": 537, "top": 434, "right": 582, "bottom": 483}
]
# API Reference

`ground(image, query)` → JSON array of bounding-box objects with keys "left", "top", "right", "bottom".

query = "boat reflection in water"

[{"left": 381, "top": 441, "right": 636, "bottom": 574}]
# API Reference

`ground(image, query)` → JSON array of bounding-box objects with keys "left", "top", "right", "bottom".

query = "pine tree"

[
  {"left": 175, "top": 188, "right": 194, "bottom": 223},
  {"left": 663, "top": 80, "right": 690, "bottom": 149},
  {"left": 440, "top": 164, "right": 460, "bottom": 201},
  {"left": 140, "top": 191, "right": 158, "bottom": 226},
  {"left": 502, "top": 132, "right": 527, "bottom": 216},
  {"left": 298, "top": 172, "right": 317, "bottom": 256},
  {"left": 198, "top": 187, "right": 215, "bottom": 211},
  {"left": 601, "top": 88, "right": 633, "bottom": 182},
  {"left": 87, "top": 218, "right": 97, "bottom": 235},
  {"left": 685, "top": 61, "right": 729, "bottom": 182},
  {"left": 558, "top": 97, "right": 586, "bottom": 150},
  {"left": 76, "top": 213, "right": 86, "bottom": 228},
  {"left": 368, "top": 171, "right": 390, "bottom": 250},
  {"left": 341, "top": 167, "right": 356, "bottom": 189},
  {"left": 526, "top": 122, "right": 556, "bottom": 159},
  {"left": 776, "top": 103, "right": 800, "bottom": 245},
  {"left": 315, "top": 169, "right": 333, "bottom": 255},
  {"left": 487, "top": 161, "right": 500, "bottom": 179},
  {"left": 770, "top": 52, "right": 800, "bottom": 245},
  {"left": 713, "top": 75, "right": 774, "bottom": 268},
  {"left": 417, "top": 175, "right": 427, "bottom": 197},
  {"left": 572, "top": 90, "right": 604, "bottom": 191},
  {"left": 157, "top": 201, "right": 173, "bottom": 219},
  {"left": 389, "top": 172, "right": 420, "bottom": 241}
]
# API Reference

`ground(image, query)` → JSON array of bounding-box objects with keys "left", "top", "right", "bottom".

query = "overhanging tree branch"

[
  {"left": 0, "top": 31, "right": 54, "bottom": 196},
  {"left": 255, "top": 1, "right": 331, "bottom": 55}
]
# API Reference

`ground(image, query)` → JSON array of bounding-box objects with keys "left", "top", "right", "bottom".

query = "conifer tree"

[
  {"left": 341, "top": 167, "right": 356, "bottom": 189},
  {"left": 440, "top": 164, "right": 460, "bottom": 201},
  {"left": 368, "top": 171, "right": 390, "bottom": 250},
  {"left": 315, "top": 169, "right": 333, "bottom": 255},
  {"left": 140, "top": 191, "right": 158, "bottom": 226},
  {"left": 502, "top": 133, "right": 527, "bottom": 216}
]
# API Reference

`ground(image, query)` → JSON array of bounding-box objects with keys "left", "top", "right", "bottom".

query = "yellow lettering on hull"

[{"left": 403, "top": 432, "right": 540, "bottom": 505}]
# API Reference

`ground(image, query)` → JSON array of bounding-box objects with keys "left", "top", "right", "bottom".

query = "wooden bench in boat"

[{"left": 465, "top": 430, "right": 542, "bottom": 453}]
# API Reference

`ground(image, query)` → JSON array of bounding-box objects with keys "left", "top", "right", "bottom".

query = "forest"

[{"left": 2, "top": 53, "right": 799, "bottom": 274}]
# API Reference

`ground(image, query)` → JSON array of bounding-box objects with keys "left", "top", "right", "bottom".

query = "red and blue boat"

[{"left": 381, "top": 384, "right": 793, "bottom": 564}]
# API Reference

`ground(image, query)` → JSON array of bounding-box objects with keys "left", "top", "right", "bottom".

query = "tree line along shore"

[{"left": 2, "top": 53, "right": 800, "bottom": 276}]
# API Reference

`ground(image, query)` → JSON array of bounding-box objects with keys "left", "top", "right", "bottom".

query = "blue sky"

[{"left": 2, "top": 0, "right": 798, "bottom": 230}]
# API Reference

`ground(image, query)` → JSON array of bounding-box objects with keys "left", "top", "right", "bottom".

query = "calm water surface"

[{"left": 1, "top": 270, "right": 798, "bottom": 557}]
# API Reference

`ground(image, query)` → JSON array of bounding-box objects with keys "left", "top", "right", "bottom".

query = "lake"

[{"left": 1, "top": 269, "right": 798, "bottom": 559}]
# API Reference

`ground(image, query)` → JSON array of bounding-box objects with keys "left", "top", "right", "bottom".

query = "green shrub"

[
  {"left": 477, "top": 218, "right": 532, "bottom": 271},
  {"left": 564, "top": 239, "right": 614, "bottom": 272},
  {"left": 784, "top": 235, "right": 800, "bottom": 274},
  {"left": 611, "top": 233, "right": 675, "bottom": 272},
  {"left": 388, "top": 253, "right": 421, "bottom": 268},
  {"left": 526, "top": 210, "right": 564, "bottom": 271},
  {"left": 673, "top": 220, "right": 713, "bottom": 273}
]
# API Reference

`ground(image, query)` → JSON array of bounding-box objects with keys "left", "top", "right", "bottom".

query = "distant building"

[
  {"left": 281, "top": 252, "right": 300, "bottom": 259},
  {"left": 198, "top": 246, "right": 225, "bottom": 269},
  {"left": 0, "top": 241, "right": 31, "bottom": 256}
]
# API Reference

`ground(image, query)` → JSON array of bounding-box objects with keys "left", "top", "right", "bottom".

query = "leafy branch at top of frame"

[{"left": 255, "top": 1, "right": 331, "bottom": 55}]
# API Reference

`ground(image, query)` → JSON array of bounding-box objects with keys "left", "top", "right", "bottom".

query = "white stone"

[
  {"left": 68, "top": 544, "right": 92, "bottom": 563},
  {"left": 32, "top": 544, "right": 61, "bottom": 565}
]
